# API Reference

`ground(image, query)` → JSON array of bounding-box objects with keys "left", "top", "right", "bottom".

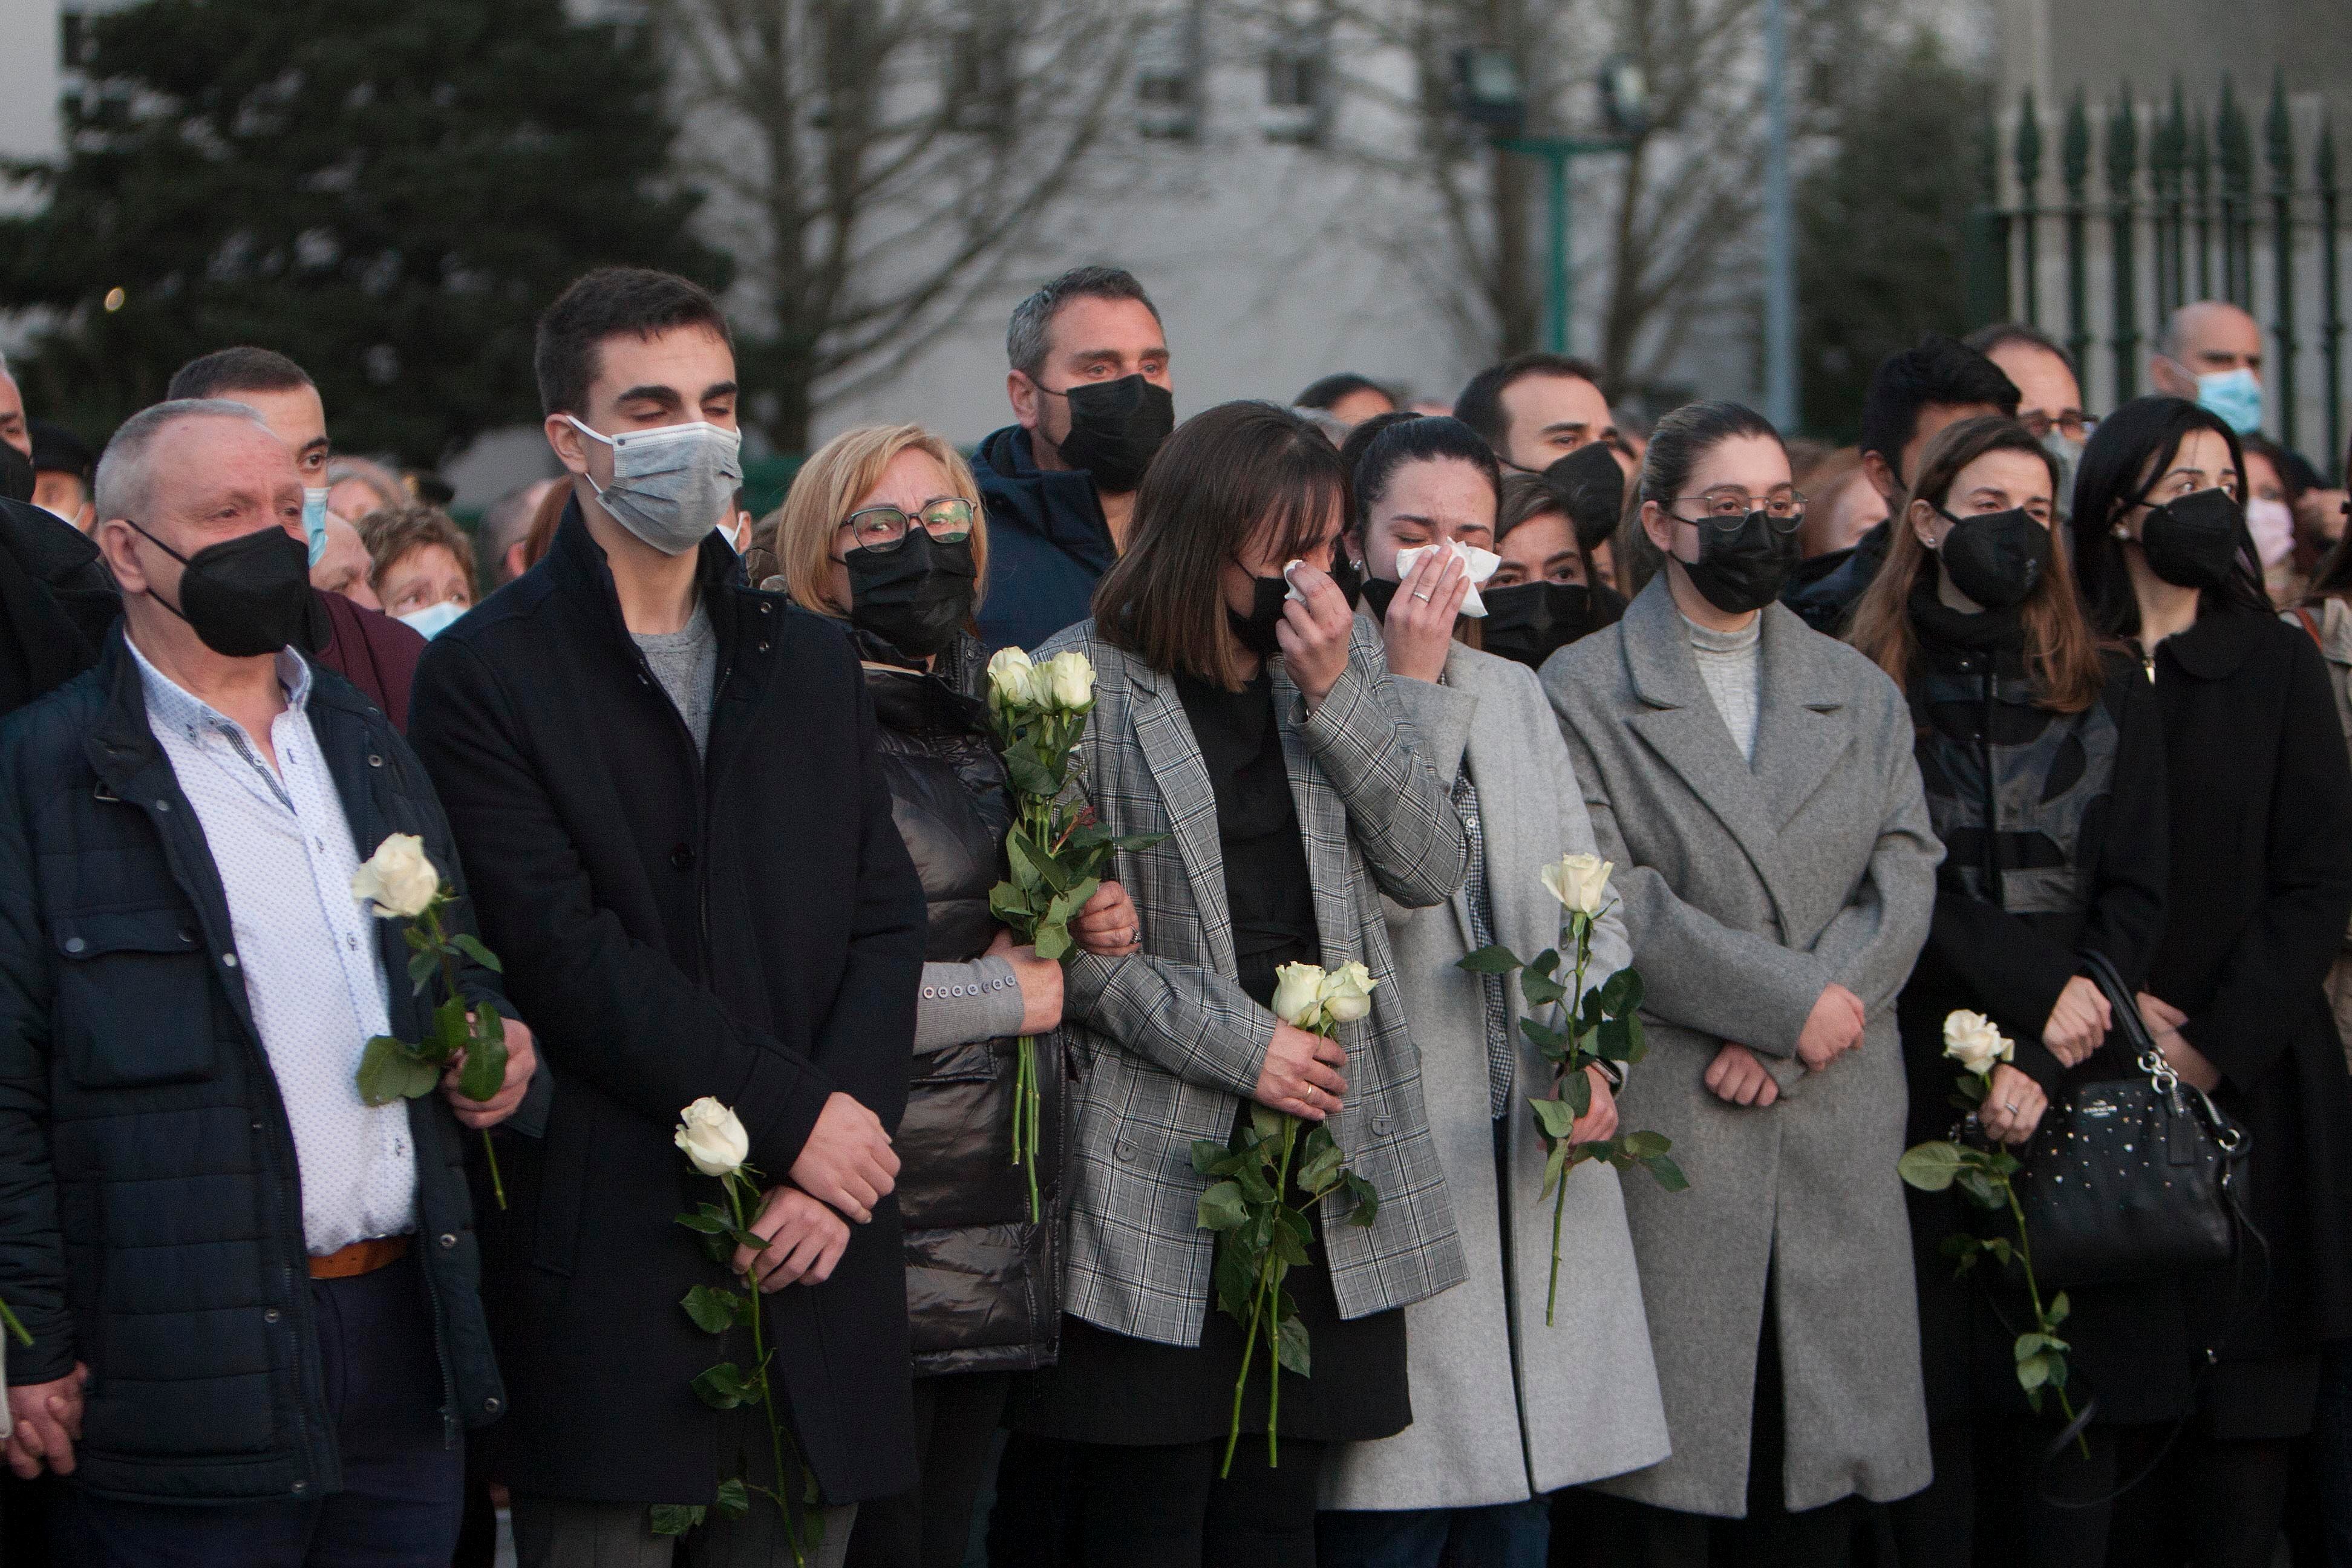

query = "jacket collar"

[
  {"left": 545, "top": 495, "right": 747, "bottom": 658},
  {"left": 973, "top": 425, "right": 1116, "bottom": 571},
  {"left": 2156, "top": 605, "right": 2267, "bottom": 682}
]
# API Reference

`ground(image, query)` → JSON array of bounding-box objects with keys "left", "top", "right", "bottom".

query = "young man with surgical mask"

[
  {"left": 970, "top": 265, "right": 1175, "bottom": 650},
  {"left": 2152, "top": 299, "right": 2267, "bottom": 435},
  {"left": 407, "top": 267, "right": 927, "bottom": 1568},
  {"left": 165, "top": 347, "right": 426, "bottom": 728}
]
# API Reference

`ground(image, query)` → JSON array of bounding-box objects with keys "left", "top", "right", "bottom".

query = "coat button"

[
  {"left": 155, "top": 799, "right": 171, "bottom": 812},
  {"left": 1114, "top": 1140, "right": 1135, "bottom": 1161},
  {"left": 485, "top": 1397, "right": 501, "bottom": 1414},
  {"left": 759, "top": 603, "right": 773, "bottom": 616},
  {"left": 178, "top": 929, "right": 195, "bottom": 944},
  {"left": 438, "top": 1233, "right": 457, "bottom": 1250},
  {"left": 1370, "top": 1116, "right": 1393, "bottom": 1135},
  {"left": 63, "top": 937, "right": 85, "bottom": 954},
  {"left": 671, "top": 843, "right": 696, "bottom": 870},
  {"left": 367, "top": 754, "right": 384, "bottom": 768},
  {"left": 264, "top": 1308, "right": 280, "bottom": 1324},
  {"left": 292, "top": 1480, "right": 307, "bottom": 1494},
  {"left": 222, "top": 953, "right": 239, "bottom": 969},
  {"left": 758, "top": 641, "right": 771, "bottom": 654}
]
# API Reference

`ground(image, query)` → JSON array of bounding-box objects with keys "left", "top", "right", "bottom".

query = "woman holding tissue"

[
  {"left": 1005, "top": 402, "right": 1469, "bottom": 1568},
  {"left": 1545, "top": 401, "right": 1941, "bottom": 1566},
  {"left": 1319, "top": 413, "right": 1670, "bottom": 1568}
]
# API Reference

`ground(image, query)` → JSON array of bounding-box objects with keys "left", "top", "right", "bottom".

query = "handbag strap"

[{"left": 2078, "top": 949, "right": 2247, "bottom": 1152}]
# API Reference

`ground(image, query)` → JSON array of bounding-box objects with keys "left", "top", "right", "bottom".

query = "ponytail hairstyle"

[{"left": 1847, "top": 414, "right": 2102, "bottom": 713}]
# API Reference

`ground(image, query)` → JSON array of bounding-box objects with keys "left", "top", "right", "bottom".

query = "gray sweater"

[
  {"left": 1684, "top": 610, "right": 1763, "bottom": 762},
  {"left": 916, "top": 955, "right": 1027, "bottom": 1052}
]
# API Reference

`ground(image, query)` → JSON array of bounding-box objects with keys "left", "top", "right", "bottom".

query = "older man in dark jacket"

[
  {"left": 408, "top": 268, "right": 925, "bottom": 1567},
  {"left": 0, "top": 399, "right": 535, "bottom": 1564}
]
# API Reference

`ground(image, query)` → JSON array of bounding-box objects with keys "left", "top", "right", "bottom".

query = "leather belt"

[{"left": 307, "top": 1234, "right": 410, "bottom": 1280}]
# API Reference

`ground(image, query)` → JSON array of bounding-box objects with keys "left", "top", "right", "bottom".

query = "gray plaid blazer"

[{"left": 1036, "top": 616, "right": 1471, "bottom": 1347}]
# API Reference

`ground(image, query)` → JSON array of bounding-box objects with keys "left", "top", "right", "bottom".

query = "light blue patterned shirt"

[{"left": 128, "top": 635, "right": 417, "bottom": 1255}]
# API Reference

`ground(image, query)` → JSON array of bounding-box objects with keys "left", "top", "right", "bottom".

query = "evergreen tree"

[
  {"left": 1796, "top": 33, "right": 1987, "bottom": 441},
  {"left": 0, "top": 0, "right": 728, "bottom": 465}
]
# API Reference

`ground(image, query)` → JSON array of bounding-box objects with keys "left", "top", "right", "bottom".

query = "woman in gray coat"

[
  {"left": 1544, "top": 402, "right": 1940, "bottom": 1566},
  {"left": 1318, "top": 415, "right": 1668, "bottom": 1568}
]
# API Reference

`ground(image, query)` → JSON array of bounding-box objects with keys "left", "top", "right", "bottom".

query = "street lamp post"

[{"left": 1454, "top": 51, "right": 1645, "bottom": 357}]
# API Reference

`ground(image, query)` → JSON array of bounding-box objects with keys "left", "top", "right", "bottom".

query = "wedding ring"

[
  {"left": 2004, "top": 1102, "right": 2020, "bottom": 1112},
  {"left": 1412, "top": 589, "right": 1432, "bottom": 601}
]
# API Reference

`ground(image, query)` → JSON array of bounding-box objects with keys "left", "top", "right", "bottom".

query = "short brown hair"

[
  {"left": 1091, "top": 402, "right": 1345, "bottom": 689},
  {"left": 359, "top": 502, "right": 479, "bottom": 605},
  {"left": 771, "top": 424, "right": 986, "bottom": 618},
  {"left": 535, "top": 267, "right": 731, "bottom": 417},
  {"left": 1847, "top": 414, "right": 2102, "bottom": 713}
]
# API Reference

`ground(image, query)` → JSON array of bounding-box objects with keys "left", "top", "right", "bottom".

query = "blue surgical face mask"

[
  {"left": 395, "top": 599, "right": 466, "bottom": 640},
  {"left": 301, "top": 486, "right": 333, "bottom": 566},
  {"left": 2195, "top": 367, "right": 2264, "bottom": 435}
]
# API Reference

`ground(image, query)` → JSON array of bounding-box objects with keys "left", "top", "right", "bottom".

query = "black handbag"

[{"left": 2009, "top": 952, "right": 2249, "bottom": 1287}]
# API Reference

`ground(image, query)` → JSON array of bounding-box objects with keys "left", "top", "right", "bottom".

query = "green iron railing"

[{"left": 1967, "top": 71, "right": 2347, "bottom": 481}]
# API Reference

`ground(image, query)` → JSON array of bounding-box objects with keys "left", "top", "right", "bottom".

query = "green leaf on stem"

[
  {"left": 1561, "top": 1070, "right": 1592, "bottom": 1117},
  {"left": 408, "top": 949, "right": 440, "bottom": 995},
  {"left": 1342, "top": 1172, "right": 1380, "bottom": 1227},
  {"left": 1644, "top": 1153, "right": 1690, "bottom": 1191},
  {"left": 682, "top": 1284, "right": 747, "bottom": 1335},
  {"left": 2048, "top": 1291, "right": 2071, "bottom": 1325},
  {"left": 1956, "top": 1074, "right": 1988, "bottom": 1105},
  {"left": 432, "top": 992, "right": 471, "bottom": 1062},
  {"left": 1192, "top": 1140, "right": 1233, "bottom": 1178},
  {"left": 1600, "top": 968, "right": 1645, "bottom": 1016},
  {"left": 1249, "top": 1105, "right": 1286, "bottom": 1145},
  {"left": 1984, "top": 1236, "right": 2015, "bottom": 1268},
  {"left": 1457, "top": 944, "right": 1524, "bottom": 975},
  {"left": 1529, "top": 1096, "right": 1576, "bottom": 1142},
  {"left": 1295, "top": 1138, "right": 1345, "bottom": 1197},
  {"left": 1214, "top": 1238, "right": 1257, "bottom": 1321},
  {"left": 1541, "top": 1140, "right": 1571, "bottom": 1200},
  {"left": 1270, "top": 1208, "right": 1312, "bottom": 1267},
  {"left": 1521, "top": 967, "right": 1568, "bottom": 1008},
  {"left": 676, "top": 1206, "right": 730, "bottom": 1235},
  {"left": 1198, "top": 1181, "right": 1249, "bottom": 1232},
  {"left": 1897, "top": 1141, "right": 1968, "bottom": 1192},
  {"left": 714, "top": 1477, "right": 750, "bottom": 1518},
  {"left": 691, "top": 1363, "right": 756, "bottom": 1410},
  {"left": 725, "top": 1226, "right": 766, "bottom": 1253},
  {"left": 448, "top": 932, "right": 502, "bottom": 973},
  {"left": 1955, "top": 1166, "right": 2005, "bottom": 1211},
  {"left": 649, "top": 1504, "right": 706, "bottom": 1535},
  {"left": 1276, "top": 1314, "right": 1312, "bottom": 1376},
  {"left": 459, "top": 1011, "right": 508, "bottom": 1102},
  {"left": 2017, "top": 1350, "right": 2051, "bottom": 1392},
  {"left": 1518, "top": 1017, "right": 1566, "bottom": 1056},
  {"left": 1002, "top": 748, "right": 1058, "bottom": 800},
  {"left": 1621, "top": 1129, "right": 1671, "bottom": 1160},
  {"left": 1596, "top": 1016, "right": 1636, "bottom": 1062},
  {"left": 356, "top": 1036, "right": 441, "bottom": 1105}
]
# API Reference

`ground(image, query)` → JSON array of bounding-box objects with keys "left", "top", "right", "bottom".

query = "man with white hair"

[{"left": 0, "top": 399, "right": 537, "bottom": 1564}]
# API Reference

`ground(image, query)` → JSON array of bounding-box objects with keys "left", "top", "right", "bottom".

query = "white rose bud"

[
  {"left": 350, "top": 832, "right": 442, "bottom": 920},
  {"left": 674, "top": 1096, "right": 751, "bottom": 1178},
  {"left": 1270, "top": 962, "right": 1328, "bottom": 1031},
  {"left": 1044, "top": 649, "right": 1096, "bottom": 712},
  {"left": 1540, "top": 852, "right": 1613, "bottom": 918},
  {"left": 986, "top": 647, "right": 1037, "bottom": 711},
  {"left": 1319, "top": 960, "right": 1377, "bottom": 1024},
  {"left": 1942, "top": 1010, "right": 2014, "bottom": 1076}
]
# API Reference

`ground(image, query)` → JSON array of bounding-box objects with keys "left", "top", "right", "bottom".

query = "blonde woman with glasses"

[{"left": 768, "top": 424, "right": 1137, "bottom": 1568}]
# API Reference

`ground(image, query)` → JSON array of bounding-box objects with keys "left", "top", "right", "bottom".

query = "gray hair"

[
  {"left": 1004, "top": 265, "right": 1161, "bottom": 382},
  {"left": 94, "top": 399, "right": 275, "bottom": 525}
]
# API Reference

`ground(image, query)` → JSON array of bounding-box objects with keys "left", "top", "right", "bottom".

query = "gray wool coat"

[
  {"left": 1324, "top": 638, "right": 1671, "bottom": 1512},
  {"left": 1542, "top": 579, "right": 1941, "bottom": 1518},
  {"left": 1037, "top": 617, "right": 1471, "bottom": 1347}
]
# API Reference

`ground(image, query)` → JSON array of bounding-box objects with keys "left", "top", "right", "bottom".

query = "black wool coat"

[
  {"left": 2147, "top": 609, "right": 2352, "bottom": 1397},
  {"left": 1893, "top": 592, "right": 2181, "bottom": 1425},
  {"left": 407, "top": 506, "right": 927, "bottom": 1505}
]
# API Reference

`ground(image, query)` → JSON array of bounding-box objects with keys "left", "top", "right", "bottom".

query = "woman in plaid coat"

[{"left": 1006, "top": 402, "right": 1469, "bottom": 1568}]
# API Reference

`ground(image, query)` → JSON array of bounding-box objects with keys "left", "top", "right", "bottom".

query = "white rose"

[
  {"left": 1270, "top": 962, "right": 1328, "bottom": 1031},
  {"left": 1318, "top": 960, "right": 1377, "bottom": 1024},
  {"left": 350, "top": 832, "right": 442, "bottom": 920},
  {"left": 1540, "top": 852, "right": 1613, "bottom": 918},
  {"left": 986, "top": 647, "right": 1037, "bottom": 711},
  {"left": 1044, "top": 649, "right": 1096, "bottom": 712},
  {"left": 1942, "top": 1010, "right": 2014, "bottom": 1076},
  {"left": 674, "top": 1096, "right": 751, "bottom": 1178}
]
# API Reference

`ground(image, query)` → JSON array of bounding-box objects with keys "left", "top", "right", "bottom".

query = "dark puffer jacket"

[
  {"left": 0, "top": 632, "right": 506, "bottom": 1503},
  {"left": 865, "top": 632, "right": 1062, "bottom": 1377}
]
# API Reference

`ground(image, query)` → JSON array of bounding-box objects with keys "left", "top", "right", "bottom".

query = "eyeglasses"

[
  {"left": 840, "top": 497, "right": 975, "bottom": 552},
  {"left": 1668, "top": 491, "right": 1806, "bottom": 534},
  {"left": 2019, "top": 411, "right": 2097, "bottom": 444}
]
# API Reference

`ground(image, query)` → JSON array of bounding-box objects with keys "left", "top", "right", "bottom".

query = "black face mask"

[
  {"left": 1542, "top": 443, "right": 1628, "bottom": 555},
  {"left": 1045, "top": 374, "right": 1175, "bottom": 494},
  {"left": 1356, "top": 572, "right": 1403, "bottom": 621},
  {"left": 1937, "top": 506, "right": 2053, "bottom": 610},
  {"left": 845, "top": 531, "right": 978, "bottom": 658},
  {"left": 1679, "top": 511, "right": 1802, "bottom": 615},
  {"left": 129, "top": 520, "right": 324, "bottom": 658},
  {"left": 1480, "top": 580, "right": 1622, "bottom": 668},
  {"left": 1326, "top": 551, "right": 1362, "bottom": 610},
  {"left": 1226, "top": 570, "right": 1291, "bottom": 659},
  {"left": 2137, "top": 486, "right": 2246, "bottom": 590}
]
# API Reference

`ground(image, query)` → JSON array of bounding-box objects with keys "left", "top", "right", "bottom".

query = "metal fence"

[{"left": 1966, "top": 73, "right": 2345, "bottom": 480}]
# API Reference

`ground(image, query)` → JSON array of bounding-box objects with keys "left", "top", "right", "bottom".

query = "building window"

[
  {"left": 947, "top": 17, "right": 1016, "bottom": 137},
  {"left": 1136, "top": 16, "right": 1201, "bottom": 142},
  {"left": 1262, "top": 23, "right": 1329, "bottom": 145}
]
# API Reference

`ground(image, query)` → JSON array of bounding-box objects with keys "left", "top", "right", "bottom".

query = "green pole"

[{"left": 1547, "top": 149, "right": 1570, "bottom": 354}]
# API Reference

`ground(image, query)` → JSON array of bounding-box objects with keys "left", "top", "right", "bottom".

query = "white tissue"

[
  {"left": 1282, "top": 558, "right": 1311, "bottom": 603},
  {"left": 1393, "top": 540, "right": 1503, "bottom": 618}
]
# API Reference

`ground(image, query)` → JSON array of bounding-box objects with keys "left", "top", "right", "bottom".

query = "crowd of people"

[{"left": 0, "top": 260, "right": 2349, "bottom": 1568}]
